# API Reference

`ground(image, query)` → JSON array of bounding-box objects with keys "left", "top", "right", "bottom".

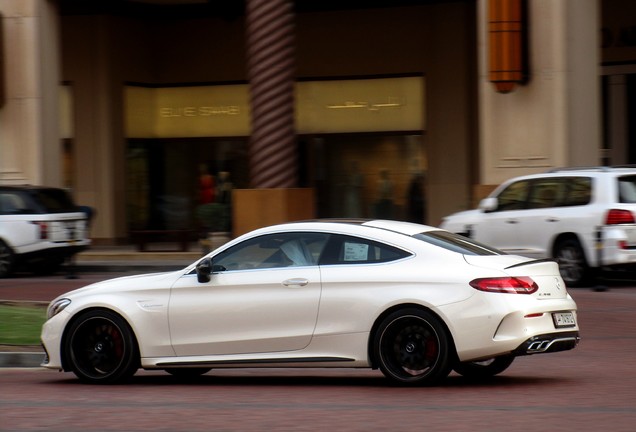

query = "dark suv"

[{"left": 0, "top": 186, "right": 91, "bottom": 277}]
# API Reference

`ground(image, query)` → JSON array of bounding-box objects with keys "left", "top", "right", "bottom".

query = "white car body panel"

[
  {"left": 169, "top": 267, "right": 322, "bottom": 356},
  {"left": 1, "top": 212, "right": 90, "bottom": 254},
  {"left": 41, "top": 220, "right": 580, "bottom": 381}
]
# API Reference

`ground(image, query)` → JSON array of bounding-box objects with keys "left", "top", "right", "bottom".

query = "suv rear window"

[
  {"left": 618, "top": 176, "right": 636, "bottom": 203},
  {"left": 414, "top": 231, "right": 505, "bottom": 256},
  {"left": 30, "top": 189, "right": 78, "bottom": 213},
  {"left": 0, "top": 188, "right": 78, "bottom": 215}
]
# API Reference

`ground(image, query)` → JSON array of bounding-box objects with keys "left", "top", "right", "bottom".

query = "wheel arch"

[
  {"left": 551, "top": 232, "right": 590, "bottom": 264},
  {"left": 367, "top": 303, "right": 457, "bottom": 369},
  {"left": 60, "top": 306, "right": 141, "bottom": 372}
]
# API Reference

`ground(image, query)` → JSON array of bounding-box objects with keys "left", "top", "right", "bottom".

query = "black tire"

[
  {"left": 64, "top": 309, "right": 139, "bottom": 384},
  {"left": 373, "top": 308, "right": 452, "bottom": 386},
  {"left": 0, "top": 240, "right": 15, "bottom": 278},
  {"left": 554, "top": 238, "right": 591, "bottom": 287},
  {"left": 165, "top": 368, "right": 211, "bottom": 379},
  {"left": 453, "top": 355, "right": 514, "bottom": 379}
]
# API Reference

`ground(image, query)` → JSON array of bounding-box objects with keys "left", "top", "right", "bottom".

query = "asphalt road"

[{"left": 1, "top": 273, "right": 636, "bottom": 431}]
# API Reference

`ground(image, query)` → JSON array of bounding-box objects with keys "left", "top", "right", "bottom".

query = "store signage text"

[
  {"left": 159, "top": 106, "right": 241, "bottom": 118},
  {"left": 325, "top": 97, "right": 404, "bottom": 111}
]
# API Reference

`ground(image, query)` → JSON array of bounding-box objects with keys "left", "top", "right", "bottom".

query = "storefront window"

[
  {"left": 308, "top": 134, "right": 427, "bottom": 223},
  {"left": 126, "top": 138, "right": 248, "bottom": 231}
]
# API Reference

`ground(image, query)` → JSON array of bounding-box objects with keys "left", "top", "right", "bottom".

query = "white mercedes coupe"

[{"left": 41, "top": 219, "right": 580, "bottom": 385}]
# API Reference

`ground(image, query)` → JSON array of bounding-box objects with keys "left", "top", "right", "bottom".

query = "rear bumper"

[
  {"left": 17, "top": 243, "right": 89, "bottom": 263},
  {"left": 512, "top": 331, "right": 580, "bottom": 356}
]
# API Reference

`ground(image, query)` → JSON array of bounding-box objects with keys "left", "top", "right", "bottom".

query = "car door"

[
  {"left": 516, "top": 178, "right": 567, "bottom": 258},
  {"left": 168, "top": 232, "right": 328, "bottom": 356},
  {"left": 472, "top": 179, "right": 532, "bottom": 254},
  {"left": 315, "top": 234, "right": 413, "bottom": 335}
]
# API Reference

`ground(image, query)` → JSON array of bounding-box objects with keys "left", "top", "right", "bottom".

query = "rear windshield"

[
  {"left": 618, "top": 176, "right": 636, "bottom": 203},
  {"left": 30, "top": 189, "right": 78, "bottom": 213},
  {"left": 413, "top": 231, "right": 505, "bottom": 256}
]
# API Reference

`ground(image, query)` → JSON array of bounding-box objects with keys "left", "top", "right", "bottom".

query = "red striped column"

[{"left": 245, "top": 0, "right": 297, "bottom": 188}]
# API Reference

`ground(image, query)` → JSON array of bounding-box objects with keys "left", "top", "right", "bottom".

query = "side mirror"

[
  {"left": 196, "top": 258, "right": 212, "bottom": 283},
  {"left": 478, "top": 197, "right": 498, "bottom": 213}
]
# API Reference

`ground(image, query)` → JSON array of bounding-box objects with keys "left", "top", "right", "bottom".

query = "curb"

[{"left": 0, "top": 352, "right": 45, "bottom": 368}]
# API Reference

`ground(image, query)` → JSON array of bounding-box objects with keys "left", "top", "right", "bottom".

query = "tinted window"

[
  {"left": 320, "top": 235, "right": 411, "bottom": 265},
  {"left": 525, "top": 177, "right": 591, "bottom": 209},
  {"left": 496, "top": 180, "right": 530, "bottom": 211},
  {"left": 527, "top": 180, "right": 563, "bottom": 209},
  {"left": 618, "top": 175, "right": 636, "bottom": 203},
  {"left": 414, "top": 231, "right": 505, "bottom": 256},
  {"left": 30, "top": 189, "right": 78, "bottom": 213},
  {"left": 213, "top": 232, "right": 329, "bottom": 271},
  {"left": 0, "top": 192, "right": 31, "bottom": 215},
  {"left": 563, "top": 177, "right": 592, "bottom": 206}
]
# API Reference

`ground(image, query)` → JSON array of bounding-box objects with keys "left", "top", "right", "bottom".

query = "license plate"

[{"left": 552, "top": 312, "right": 576, "bottom": 328}]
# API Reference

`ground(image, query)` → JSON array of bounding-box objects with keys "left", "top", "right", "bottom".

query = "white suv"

[
  {"left": 0, "top": 186, "right": 91, "bottom": 277},
  {"left": 440, "top": 167, "right": 636, "bottom": 286}
]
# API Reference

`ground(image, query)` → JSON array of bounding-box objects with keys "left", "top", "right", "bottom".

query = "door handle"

[
  {"left": 505, "top": 219, "right": 518, "bottom": 224},
  {"left": 283, "top": 278, "right": 309, "bottom": 287},
  {"left": 546, "top": 217, "right": 559, "bottom": 222}
]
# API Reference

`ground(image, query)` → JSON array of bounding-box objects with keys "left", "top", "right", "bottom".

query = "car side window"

[
  {"left": 618, "top": 176, "right": 636, "bottom": 204},
  {"left": 320, "top": 235, "right": 411, "bottom": 265},
  {"left": 495, "top": 180, "right": 530, "bottom": 211},
  {"left": 527, "top": 179, "right": 564, "bottom": 209},
  {"left": 563, "top": 177, "right": 592, "bottom": 206},
  {"left": 212, "top": 232, "right": 329, "bottom": 271},
  {"left": 0, "top": 193, "right": 28, "bottom": 215}
]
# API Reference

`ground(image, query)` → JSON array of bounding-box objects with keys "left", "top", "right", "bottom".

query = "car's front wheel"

[
  {"left": 453, "top": 355, "right": 514, "bottom": 379},
  {"left": 373, "top": 308, "right": 452, "bottom": 386},
  {"left": 64, "top": 309, "right": 139, "bottom": 384},
  {"left": 0, "top": 240, "right": 15, "bottom": 278},
  {"left": 555, "top": 238, "right": 591, "bottom": 287}
]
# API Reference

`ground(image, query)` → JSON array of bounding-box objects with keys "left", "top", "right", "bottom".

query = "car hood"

[
  {"left": 439, "top": 209, "right": 481, "bottom": 227},
  {"left": 55, "top": 271, "right": 182, "bottom": 301}
]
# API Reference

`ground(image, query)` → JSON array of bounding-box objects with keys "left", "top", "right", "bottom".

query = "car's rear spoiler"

[{"left": 505, "top": 258, "right": 558, "bottom": 270}]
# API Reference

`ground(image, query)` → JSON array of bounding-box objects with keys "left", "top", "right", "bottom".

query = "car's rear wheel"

[
  {"left": 0, "top": 240, "right": 15, "bottom": 278},
  {"left": 453, "top": 355, "right": 514, "bottom": 379},
  {"left": 373, "top": 308, "right": 452, "bottom": 386},
  {"left": 65, "top": 310, "right": 139, "bottom": 384},
  {"left": 555, "top": 238, "right": 591, "bottom": 287}
]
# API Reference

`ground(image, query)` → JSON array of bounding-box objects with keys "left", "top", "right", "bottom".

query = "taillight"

[
  {"left": 30, "top": 221, "right": 49, "bottom": 239},
  {"left": 605, "top": 209, "right": 635, "bottom": 225},
  {"left": 469, "top": 276, "right": 538, "bottom": 294}
]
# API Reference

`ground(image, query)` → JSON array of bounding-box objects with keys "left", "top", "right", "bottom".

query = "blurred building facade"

[{"left": 0, "top": 0, "right": 634, "bottom": 243}]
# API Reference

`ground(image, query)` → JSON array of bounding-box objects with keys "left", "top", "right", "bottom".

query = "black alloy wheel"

[
  {"left": 374, "top": 308, "right": 452, "bottom": 386},
  {"left": 65, "top": 310, "right": 139, "bottom": 384},
  {"left": 453, "top": 355, "right": 515, "bottom": 379},
  {"left": 0, "top": 240, "right": 15, "bottom": 278}
]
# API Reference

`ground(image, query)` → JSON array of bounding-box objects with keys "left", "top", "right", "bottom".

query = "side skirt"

[{"left": 153, "top": 356, "right": 356, "bottom": 368}]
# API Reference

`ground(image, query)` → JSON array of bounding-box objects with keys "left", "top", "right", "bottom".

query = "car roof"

[
  {"left": 269, "top": 218, "right": 438, "bottom": 237},
  {"left": 547, "top": 165, "right": 636, "bottom": 174},
  {"left": 495, "top": 167, "right": 636, "bottom": 185}
]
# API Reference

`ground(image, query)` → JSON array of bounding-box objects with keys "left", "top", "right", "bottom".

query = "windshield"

[{"left": 414, "top": 231, "right": 505, "bottom": 256}]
